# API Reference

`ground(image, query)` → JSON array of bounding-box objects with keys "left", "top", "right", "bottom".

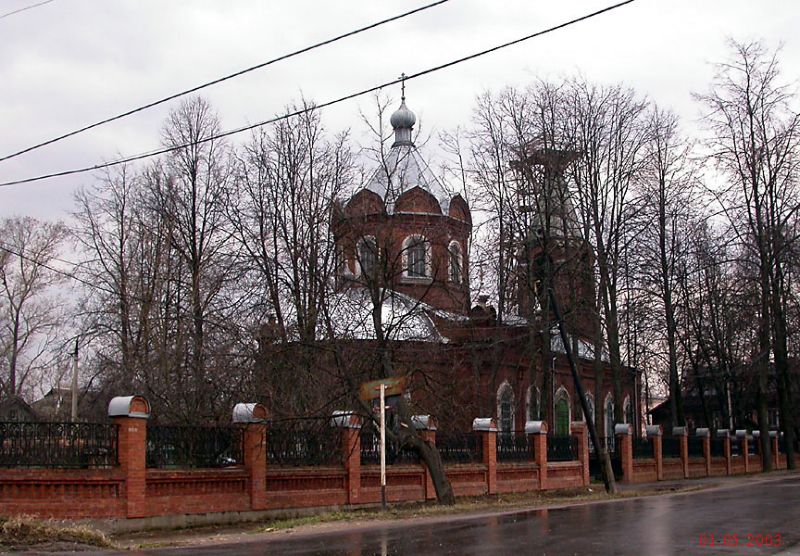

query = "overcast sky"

[{"left": 1, "top": 0, "right": 798, "bottom": 222}]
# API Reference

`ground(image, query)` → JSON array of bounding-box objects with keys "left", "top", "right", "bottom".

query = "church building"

[{"left": 330, "top": 93, "right": 640, "bottom": 440}]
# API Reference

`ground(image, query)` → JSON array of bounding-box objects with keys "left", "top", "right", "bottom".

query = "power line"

[
  {"left": 0, "top": 0, "right": 55, "bottom": 20},
  {"left": 0, "top": 0, "right": 450, "bottom": 163},
  {"left": 0, "top": 242, "right": 117, "bottom": 296},
  {"left": 0, "top": 0, "right": 636, "bottom": 189}
]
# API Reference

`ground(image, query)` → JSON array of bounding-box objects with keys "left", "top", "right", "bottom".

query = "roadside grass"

[
  {"left": 0, "top": 515, "right": 115, "bottom": 550},
  {"left": 252, "top": 485, "right": 683, "bottom": 533}
]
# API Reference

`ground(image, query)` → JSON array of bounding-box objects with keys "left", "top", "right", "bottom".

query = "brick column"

[
  {"left": 696, "top": 428, "right": 711, "bottom": 476},
  {"left": 673, "top": 426, "right": 689, "bottom": 479},
  {"left": 616, "top": 424, "right": 633, "bottom": 484},
  {"left": 718, "top": 430, "right": 731, "bottom": 476},
  {"left": 473, "top": 418, "right": 497, "bottom": 495},
  {"left": 526, "top": 421, "right": 548, "bottom": 490},
  {"left": 571, "top": 422, "right": 589, "bottom": 486},
  {"left": 109, "top": 395, "right": 150, "bottom": 519},
  {"left": 234, "top": 403, "right": 269, "bottom": 511},
  {"left": 646, "top": 425, "right": 663, "bottom": 481},
  {"left": 771, "top": 432, "right": 779, "bottom": 470},
  {"left": 413, "top": 416, "right": 437, "bottom": 501},
  {"left": 737, "top": 430, "right": 749, "bottom": 473},
  {"left": 332, "top": 411, "right": 362, "bottom": 505}
]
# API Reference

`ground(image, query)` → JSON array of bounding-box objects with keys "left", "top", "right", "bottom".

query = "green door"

[{"left": 555, "top": 397, "right": 570, "bottom": 436}]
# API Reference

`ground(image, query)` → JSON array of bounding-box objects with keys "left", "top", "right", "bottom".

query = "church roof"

[
  {"left": 363, "top": 143, "right": 452, "bottom": 215},
  {"left": 320, "top": 287, "right": 445, "bottom": 343}
]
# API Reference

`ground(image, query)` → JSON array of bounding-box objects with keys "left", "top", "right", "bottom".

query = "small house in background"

[
  {"left": 0, "top": 396, "right": 38, "bottom": 422},
  {"left": 29, "top": 387, "right": 109, "bottom": 422}
]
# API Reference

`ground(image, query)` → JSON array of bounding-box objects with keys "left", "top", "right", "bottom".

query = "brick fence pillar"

[
  {"left": 616, "top": 424, "right": 633, "bottom": 484},
  {"left": 473, "top": 418, "right": 497, "bottom": 495},
  {"left": 571, "top": 422, "right": 589, "bottom": 486},
  {"left": 413, "top": 415, "right": 437, "bottom": 501},
  {"left": 696, "top": 428, "right": 711, "bottom": 476},
  {"left": 769, "top": 431, "right": 779, "bottom": 470},
  {"left": 646, "top": 425, "right": 663, "bottom": 481},
  {"left": 108, "top": 395, "right": 150, "bottom": 519},
  {"left": 718, "top": 430, "right": 731, "bottom": 476},
  {"left": 233, "top": 403, "right": 268, "bottom": 511},
  {"left": 737, "top": 431, "right": 750, "bottom": 473},
  {"left": 332, "top": 411, "right": 362, "bottom": 505},
  {"left": 673, "top": 426, "right": 689, "bottom": 479},
  {"left": 526, "top": 420, "right": 548, "bottom": 490}
]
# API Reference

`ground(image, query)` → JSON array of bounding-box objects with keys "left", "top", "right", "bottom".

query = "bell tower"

[{"left": 513, "top": 141, "right": 595, "bottom": 338}]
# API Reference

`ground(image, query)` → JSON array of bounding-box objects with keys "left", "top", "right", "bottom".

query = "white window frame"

[
  {"left": 448, "top": 240, "right": 463, "bottom": 284},
  {"left": 497, "top": 381, "right": 515, "bottom": 434},
  {"left": 402, "top": 234, "right": 431, "bottom": 281},
  {"left": 356, "top": 235, "right": 378, "bottom": 278}
]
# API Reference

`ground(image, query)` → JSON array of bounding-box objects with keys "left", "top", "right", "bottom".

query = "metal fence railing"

[
  {"left": 497, "top": 432, "right": 531, "bottom": 462},
  {"left": 268, "top": 421, "right": 342, "bottom": 467},
  {"left": 731, "top": 439, "right": 742, "bottom": 457},
  {"left": 0, "top": 421, "right": 118, "bottom": 468},
  {"left": 360, "top": 429, "right": 419, "bottom": 465},
  {"left": 547, "top": 435, "right": 578, "bottom": 462},
  {"left": 146, "top": 425, "right": 243, "bottom": 468},
  {"left": 748, "top": 438, "right": 760, "bottom": 456},
  {"left": 710, "top": 437, "right": 726, "bottom": 458},
  {"left": 633, "top": 438, "right": 653, "bottom": 459},
  {"left": 687, "top": 437, "right": 705, "bottom": 458},
  {"left": 437, "top": 432, "right": 483, "bottom": 464},
  {"left": 662, "top": 437, "right": 681, "bottom": 459},
  {"left": 589, "top": 436, "right": 616, "bottom": 457}
]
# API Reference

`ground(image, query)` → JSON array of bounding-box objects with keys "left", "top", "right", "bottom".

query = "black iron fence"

[
  {"left": 437, "top": 432, "right": 483, "bottom": 464},
  {"left": 360, "top": 429, "right": 420, "bottom": 465},
  {"left": 710, "top": 437, "right": 726, "bottom": 458},
  {"left": 633, "top": 438, "right": 653, "bottom": 459},
  {"left": 748, "top": 438, "right": 760, "bottom": 456},
  {"left": 589, "top": 435, "right": 616, "bottom": 456},
  {"left": 0, "top": 421, "right": 118, "bottom": 468},
  {"left": 547, "top": 435, "right": 578, "bottom": 462},
  {"left": 268, "top": 421, "right": 343, "bottom": 467},
  {"left": 497, "top": 432, "right": 531, "bottom": 462},
  {"left": 662, "top": 437, "right": 681, "bottom": 459},
  {"left": 731, "top": 438, "right": 742, "bottom": 457},
  {"left": 687, "top": 437, "right": 705, "bottom": 457},
  {"left": 146, "top": 425, "right": 243, "bottom": 468}
]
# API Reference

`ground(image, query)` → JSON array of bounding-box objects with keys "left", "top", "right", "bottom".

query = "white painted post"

[{"left": 380, "top": 382, "right": 387, "bottom": 510}]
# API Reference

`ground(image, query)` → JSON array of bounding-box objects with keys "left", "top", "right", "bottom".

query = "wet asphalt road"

[{"left": 120, "top": 475, "right": 800, "bottom": 555}]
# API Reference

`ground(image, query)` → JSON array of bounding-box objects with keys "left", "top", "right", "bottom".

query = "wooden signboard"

[{"left": 358, "top": 376, "right": 408, "bottom": 401}]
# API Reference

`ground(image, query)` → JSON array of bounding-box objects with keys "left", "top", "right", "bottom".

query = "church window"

[
  {"left": 605, "top": 394, "right": 615, "bottom": 439},
  {"left": 403, "top": 235, "right": 429, "bottom": 278},
  {"left": 554, "top": 387, "right": 571, "bottom": 436},
  {"left": 497, "top": 382, "right": 514, "bottom": 435},
  {"left": 448, "top": 241, "right": 463, "bottom": 283},
  {"left": 357, "top": 236, "right": 378, "bottom": 278}
]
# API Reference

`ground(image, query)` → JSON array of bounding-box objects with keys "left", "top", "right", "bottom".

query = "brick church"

[{"left": 329, "top": 93, "right": 640, "bottom": 438}]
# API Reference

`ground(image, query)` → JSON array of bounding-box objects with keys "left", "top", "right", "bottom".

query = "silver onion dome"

[{"left": 390, "top": 100, "right": 416, "bottom": 146}]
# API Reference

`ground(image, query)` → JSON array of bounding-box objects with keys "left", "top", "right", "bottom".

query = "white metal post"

[{"left": 380, "top": 382, "right": 387, "bottom": 510}]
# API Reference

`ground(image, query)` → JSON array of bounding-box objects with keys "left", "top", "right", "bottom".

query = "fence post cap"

[
  {"left": 672, "top": 426, "right": 687, "bottom": 436},
  {"left": 695, "top": 427, "right": 710, "bottom": 438},
  {"left": 232, "top": 403, "right": 268, "bottom": 423},
  {"left": 752, "top": 430, "right": 761, "bottom": 438},
  {"left": 614, "top": 423, "right": 632, "bottom": 436},
  {"left": 108, "top": 395, "right": 150, "bottom": 419},
  {"left": 570, "top": 421, "right": 587, "bottom": 432},
  {"left": 716, "top": 429, "right": 730, "bottom": 438},
  {"left": 645, "top": 425, "right": 663, "bottom": 437},
  {"left": 411, "top": 415, "right": 436, "bottom": 431},
  {"left": 769, "top": 430, "right": 778, "bottom": 438},
  {"left": 330, "top": 410, "right": 362, "bottom": 429},
  {"left": 472, "top": 417, "right": 497, "bottom": 432},
  {"left": 525, "top": 420, "right": 547, "bottom": 434},
  {"left": 735, "top": 429, "right": 748, "bottom": 438}
]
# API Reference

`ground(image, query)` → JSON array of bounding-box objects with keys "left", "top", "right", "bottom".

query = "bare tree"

[
  {"left": 696, "top": 39, "right": 800, "bottom": 469},
  {"left": 0, "top": 216, "right": 67, "bottom": 399}
]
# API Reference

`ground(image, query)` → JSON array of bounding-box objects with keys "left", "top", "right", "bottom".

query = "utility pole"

[{"left": 70, "top": 338, "right": 79, "bottom": 422}]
